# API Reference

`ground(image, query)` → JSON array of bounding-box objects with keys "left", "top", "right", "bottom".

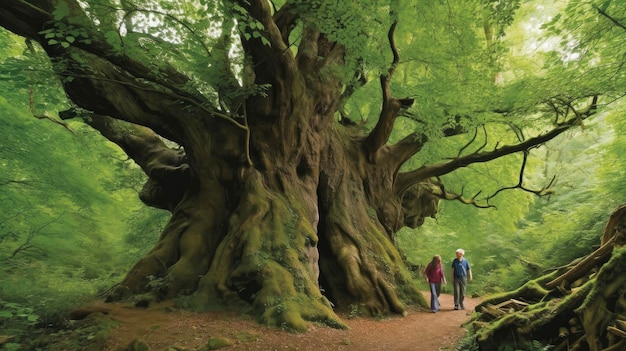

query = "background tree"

[
  {"left": 459, "top": 1, "right": 626, "bottom": 350},
  {"left": 0, "top": 0, "right": 620, "bottom": 332},
  {"left": 0, "top": 30, "right": 165, "bottom": 330}
]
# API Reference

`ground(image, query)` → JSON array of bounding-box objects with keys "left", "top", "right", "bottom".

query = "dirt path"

[{"left": 98, "top": 292, "right": 478, "bottom": 351}]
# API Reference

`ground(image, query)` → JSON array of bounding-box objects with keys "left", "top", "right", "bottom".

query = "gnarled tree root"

[{"left": 469, "top": 204, "right": 626, "bottom": 351}]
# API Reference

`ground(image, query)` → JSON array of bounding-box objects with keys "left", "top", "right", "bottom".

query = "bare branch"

[
  {"left": 429, "top": 179, "right": 495, "bottom": 209},
  {"left": 422, "top": 151, "right": 556, "bottom": 209},
  {"left": 29, "top": 86, "right": 73, "bottom": 133},
  {"left": 0, "top": 178, "right": 38, "bottom": 189},
  {"left": 11, "top": 215, "right": 62, "bottom": 258},
  {"left": 596, "top": 6, "right": 626, "bottom": 32},
  {"left": 486, "top": 150, "right": 556, "bottom": 203}
]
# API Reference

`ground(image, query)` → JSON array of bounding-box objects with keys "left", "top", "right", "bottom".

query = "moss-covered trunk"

[
  {"left": 101, "top": 75, "right": 427, "bottom": 331},
  {"left": 0, "top": 0, "right": 434, "bottom": 332},
  {"left": 105, "top": 127, "right": 427, "bottom": 331}
]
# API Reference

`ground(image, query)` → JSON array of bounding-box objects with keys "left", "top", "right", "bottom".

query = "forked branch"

[
  {"left": 364, "top": 20, "right": 414, "bottom": 162},
  {"left": 427, "top": 150, "right": 556, "bottom": 208},
  {"left": 395, "top": 96, "right": 598, "bottom": 203},
  {"left": 486, "top": 150, "right": 556, "bottom": 202},
  {"left": 429, "top": 179, "right": 495, "bottom": 209}
]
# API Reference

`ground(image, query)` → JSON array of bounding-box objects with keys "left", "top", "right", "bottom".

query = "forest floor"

[{"left": 90, "top": 292, "right": 479, "bottom": 351}]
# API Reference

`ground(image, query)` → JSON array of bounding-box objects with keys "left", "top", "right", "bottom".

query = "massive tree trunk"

[
  {"left": 0, "top": 0, "right": 438, "bottom": 331},
  {"left": 0, "top": 0, "right": 598, "bottom": 333}
]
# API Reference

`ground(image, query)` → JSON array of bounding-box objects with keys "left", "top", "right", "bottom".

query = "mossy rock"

[
  {"left": 198, "top": 336, "right": 234, "bottom": 350},
  {"left": 127, "top": 338, "right": 151, "bottom": 351},
  {"left": 234, "top": 331, "right": 259, "bottom": 342}
]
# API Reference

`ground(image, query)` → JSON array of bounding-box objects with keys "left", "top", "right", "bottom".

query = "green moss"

[
  {"left": 200, "top": 336, "right": 233, "bottom": 350},
  {"left": 578, "top": 246, "right": 626, "bottom": 313},
  {"left": 234, "top": 330, "right": 259, "bottom": 342}
]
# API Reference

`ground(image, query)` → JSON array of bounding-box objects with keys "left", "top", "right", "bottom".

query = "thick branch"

[
  {"left": 364, "top": 21, "right": 414, "bottom": 162},
  {"left": 0, "top": 0, "right": 248, "bottom": 145},
  {"left": 545, "top": 236, "right": 615, "bottom": 290},
  {"left": 6, "top": 0, "right": 203, "bottom": 103},
  {"left": 83, "top": 114, "right": 190, "bottom": 210},
  {"left": 273, "top": 2, "right": 299, "bottom": 45},
  {"left": 386, "top": 133, "right": 428, "bottom": 171},
  {"left": 296, "top": 25, "right": 321, "bottom": 73},
  {"left": 240, "top": 0, "right": 295, "bottom": 75},
  {"left": 394, "top": 113, "right": 586, "bottom": 195}
]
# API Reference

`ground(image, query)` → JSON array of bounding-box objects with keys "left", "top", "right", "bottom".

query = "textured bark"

[{"left": 0, "top": 0, "right": 599, "bottom": 333}]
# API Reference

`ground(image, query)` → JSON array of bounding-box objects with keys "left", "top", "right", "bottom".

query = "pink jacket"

[{"left": 424, "top": 264, "right": 445, "bottom": 284}]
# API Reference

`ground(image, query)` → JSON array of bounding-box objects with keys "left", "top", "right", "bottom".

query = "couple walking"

[{"left": 423, "top": 248, "right": 473, "bottom": 312}]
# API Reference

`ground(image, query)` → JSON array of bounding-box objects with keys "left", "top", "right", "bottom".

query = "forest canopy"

[{"left": 1, "top": 0, "right": 626, "bottom": 349}]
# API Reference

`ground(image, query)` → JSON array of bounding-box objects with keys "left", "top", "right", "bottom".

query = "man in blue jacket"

[{"left": 451, "top": 248, "right": 473, "bottom": 310}]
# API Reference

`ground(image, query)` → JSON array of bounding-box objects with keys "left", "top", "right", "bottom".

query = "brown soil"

[{"left": 94, "top": 292, "right": 478, "bottom": 351}]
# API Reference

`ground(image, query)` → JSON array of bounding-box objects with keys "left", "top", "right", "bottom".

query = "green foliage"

[
  {"left": 399, "top": 101, "right": 626, "bottom": 294},
  {"left": 395, "top": 0, "right": 626, "bottom": 296},
  {"left": 0, "top": 26, "right": 167, "bottom": 340},
  {"left": 1, "top": 0, "right": 626, "bottom": 346},
  {"left": 0, "top": 299, "right": 39, "bottom": 331}
]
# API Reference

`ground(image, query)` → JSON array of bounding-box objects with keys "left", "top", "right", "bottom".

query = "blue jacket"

[{"left": 451, "top": 258, "right": 471, "bottom": 278}]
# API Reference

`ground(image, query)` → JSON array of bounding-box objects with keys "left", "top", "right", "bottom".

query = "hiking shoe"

[{"left": 454, "top": 305, "right": 459, "bottom": 310}]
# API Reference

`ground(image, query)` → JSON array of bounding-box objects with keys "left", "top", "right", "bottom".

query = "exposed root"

[{"left": 470, "top": 204, "right": 626, "bottom": 351}]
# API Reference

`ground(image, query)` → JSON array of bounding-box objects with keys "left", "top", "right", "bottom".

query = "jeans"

[
  {"left": 429, "top": 283, "right": 441, "bottom": 312},
  {"left": 453, "top": 276, "right": 467, "bottom": 308}
]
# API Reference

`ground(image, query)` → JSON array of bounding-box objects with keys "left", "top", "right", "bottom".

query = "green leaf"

[
  {"left": 52, "top": 3, "right": 70, "bottom": 20},
  {"left": 104, "top": 31, "right": 120, "bottom": 50},
  {"left": 27, "top": 314, "right": 39, "bottom": 322},
  {"left": 61, "top": 41, "right": 70, "bottom": 48}
]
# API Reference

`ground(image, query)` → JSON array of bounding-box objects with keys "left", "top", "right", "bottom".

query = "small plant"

[
  {"left": 0, "top": 299, "right": 40, "bottom": 332},
  {"left": 348, "top": 303, "right": 360, "bottom": 319},
  {"left": 0, "top": 299, "right": 40, "bottom": 350},
  {"left": 145, "top": 275, "right": 170, "bottom": 293}
]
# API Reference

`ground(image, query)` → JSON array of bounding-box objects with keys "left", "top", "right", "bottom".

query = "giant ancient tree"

[{"left": 0, "top": 0, "right": 621, "bottom": 332}]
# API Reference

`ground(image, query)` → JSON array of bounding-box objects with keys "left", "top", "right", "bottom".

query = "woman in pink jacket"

[{"left": 424, "top": 254, "right": 447, "bottom": 312}]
